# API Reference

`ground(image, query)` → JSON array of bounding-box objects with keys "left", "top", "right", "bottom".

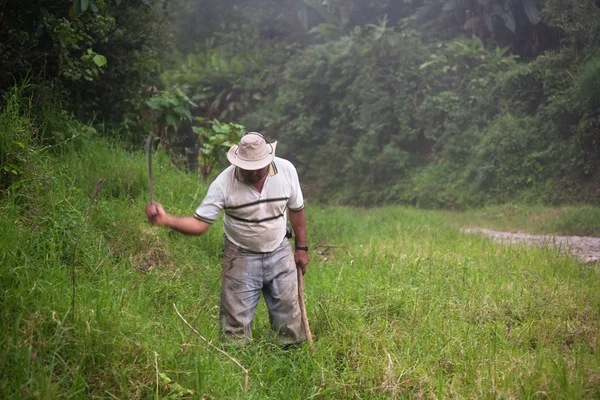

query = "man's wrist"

[
  {"left": 159, "top": 214, "right": 173, "bottom": 227},
  {"left": 295, "top": 244, "right": 309, "bottom": 252}
]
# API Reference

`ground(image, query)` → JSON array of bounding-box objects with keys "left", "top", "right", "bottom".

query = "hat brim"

[{"left": 227, "top": 141, "right": 277, "bottom": 170}]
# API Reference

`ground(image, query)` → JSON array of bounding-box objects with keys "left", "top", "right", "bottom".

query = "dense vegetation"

[
  {"left": 1, "top": 92, "right": 599, "bottom": 397},
  {"left": 2, "top": 2, "right": 600, "bottom": 398},
  {"left": 2, "top": 0, "right": 600, "bottom": 207},
  {"left": 165, "top": 0, "right": 600, "bottom": 207}
]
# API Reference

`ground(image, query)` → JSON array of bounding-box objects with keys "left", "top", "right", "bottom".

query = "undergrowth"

[{"left": 1, "top": 88, "right": 599, "bottom": 398}]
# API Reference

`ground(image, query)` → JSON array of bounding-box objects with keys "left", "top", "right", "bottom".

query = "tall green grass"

[
  {"left": 0, "top": 81, "right": 36, "bottom": 192},
  {"left": 1, "top": 92, "right": 599, "bottom": 398}
]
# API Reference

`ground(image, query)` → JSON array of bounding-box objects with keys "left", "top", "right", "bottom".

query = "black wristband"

[{"left": 295, "top": 245, "right": 309, "bottom": 252}]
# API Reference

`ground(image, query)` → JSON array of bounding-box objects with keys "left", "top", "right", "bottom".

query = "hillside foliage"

[
  {"left": 161, "top": 0, "right": 600, "bottom": 207},
  {"left": 2, "top": 2, "right": 600, "bottom": 398},
  {"left": 1, "top": 0, "right": 600, "bottom": 206},
  {"left": 1, "top": 90, "right": 599, "bottom": 398}
]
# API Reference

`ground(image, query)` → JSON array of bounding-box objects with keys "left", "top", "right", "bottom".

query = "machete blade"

[{"left": 145, "top": 134, "right": 155, "bottom": 204}]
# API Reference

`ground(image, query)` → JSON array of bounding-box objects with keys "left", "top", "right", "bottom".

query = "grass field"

[{"left": 1, "top": 137, "right": 599, "bottom": 399}]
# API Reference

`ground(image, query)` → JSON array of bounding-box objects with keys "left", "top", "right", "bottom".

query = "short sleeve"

[
  {"left": 287, "top": 164, "right": 304, "bottom": 212},
  {"left": 194, "top": 181, "right": 225, "bottom": 223}
]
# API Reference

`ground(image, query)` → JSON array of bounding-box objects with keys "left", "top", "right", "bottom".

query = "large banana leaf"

[
  {"left": 493, "top": 3, "right": 516, "bottom": 33},
  {"left": 522, "top": 0, "right": 541, "bottom": 24},
  {"left": 442, "top": 0, "right": 467, "bottom": 12},
  {"left": 297, "top": 0, "right": 310, "bottom": 31},
  {"left": 303, "top": 0, "right": 342, "bottom": 26}
]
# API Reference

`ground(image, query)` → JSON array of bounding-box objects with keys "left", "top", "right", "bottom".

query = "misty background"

[{"left": 2, "top": 0, "right": 599, "bottom": 207}]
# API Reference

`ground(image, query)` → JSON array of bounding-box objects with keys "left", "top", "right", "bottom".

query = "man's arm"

[
  {"left": 289, "top": 208, "right": 308, "bottom": 274},
  {"left": 146, "top": 203, "right": 210, "bottom": 236}
]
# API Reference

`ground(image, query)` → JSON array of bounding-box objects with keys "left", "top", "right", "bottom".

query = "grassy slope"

[{"left": 1, "top": 136, "right": 599, "bottom": 399}]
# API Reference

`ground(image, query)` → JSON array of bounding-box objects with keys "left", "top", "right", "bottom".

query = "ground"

[{"left": 462, "top": 227, "right": 600, "bottom": 264}]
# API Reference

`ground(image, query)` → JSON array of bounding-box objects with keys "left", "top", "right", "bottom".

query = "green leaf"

[
  {"left": 92, "top": 54, "right": 107, "bottom": 67},
  {"left": 166, "top": 114, "right": 179, "bottom": 128},
  {"left": 442, "top": 0, "right": 457, "bottom": 12},
  {"left": 471, "top": 35, "right": 484, "bottom": 51},
  {"left": 230, "top": 58, "right": 244, "bottom": 73},
  {"left": 73, "top": 0, "right": 82, "bottom": 14},
  {"left": 500, "top": 10, "right": 516, "bottom": 33},
  {"left": 159, "top": 373, "right": 172, "bottom": 384},
  {"left": 81, "top": 0, "right": 89, "bottom": 12},
  {"left": 170, "top": 382, "right": 193, "bottom": 395},
  {"left": 173, "top": 105, "right": 191, "bottom": 119},
  {"left": 89, "top": 0, "right": 98, "bottom": 14},
  {"left": 463, "top": 17, "right": 480, "bottom": 30},
  {"left": 419, "top": 59, "right": 440, "bottom": 70},
  {"left": 2, "top": 164, "right": 21, "bottom": 174},
  {"left": 146, "top": 98, "right": 162, "bottom": 109},
  {"left": 484, "top": 14, "right": 493, "bottom": 33},
  {"left": 297, "top": 1, "right": 310, "bottom": 31},
  {"left": 522, "top": 0, "right": 541, "bottom": 25},
  {"left": 174, "top": 87, "right": 186, "bottom": 97},
  {"left": 218, "top": 59, "right": 228, "bottom": 72},
  {"left": 303, "top": 0, "right": 342, "bottom": 26},
  {"left": 213, "top": 125, "right": 226, "bottom": 134},
  {"left": 317, "top": 23, "right": 341, "bottom": 38}
]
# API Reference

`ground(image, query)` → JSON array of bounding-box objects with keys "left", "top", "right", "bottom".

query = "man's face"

[{"left": 242, "top": 165, "right": 269, "bottom": 184}]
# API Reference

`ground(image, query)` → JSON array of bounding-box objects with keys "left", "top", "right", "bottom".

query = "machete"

[{"left": 145, "top": 133, "right": 155, "bottom": 204}]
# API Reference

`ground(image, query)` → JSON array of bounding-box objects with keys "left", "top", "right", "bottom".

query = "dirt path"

[{"left": 461, "top": 228, "right": 600, "bottom": 264}]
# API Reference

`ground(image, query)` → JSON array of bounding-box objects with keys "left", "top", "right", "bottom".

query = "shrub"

[{"left": 0, "top": 83, "right": 36, "bottom": 192}]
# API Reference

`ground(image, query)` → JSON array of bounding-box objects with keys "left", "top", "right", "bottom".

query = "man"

[{"left": 145, "top": 132, "right": 309, "bottom": 346}]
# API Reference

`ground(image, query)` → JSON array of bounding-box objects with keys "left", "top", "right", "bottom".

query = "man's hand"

[
  {"left": 145, "top": 202, "right": 167, "bottom": 225},
  {"left": 295, "top": 250, "right": 309, "bottom": 275},
  {"left": 145, "top": 203, "right": 210, "bottom": 236}
]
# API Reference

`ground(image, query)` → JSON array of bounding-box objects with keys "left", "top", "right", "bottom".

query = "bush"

[
  {"left": 464, "top": 114, "right": 553, "bottom": 203},
  {"left": 0, "top": 83, "right": 37, "bottom": 192}
]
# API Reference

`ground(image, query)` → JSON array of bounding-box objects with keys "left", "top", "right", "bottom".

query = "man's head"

[
  {"left": 227, "top": 132, "right": 277, "bottom": 173},
  {"left": 241, "top": 165, "right": 270, "bottom": 184}
]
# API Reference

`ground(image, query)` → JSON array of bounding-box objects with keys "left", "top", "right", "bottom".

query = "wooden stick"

[
  {"left": 297, "top": 269, "right": 314, "bottom": 352},
  {"left": 173, "top": 304, "right": 249, "bottom": 394}
]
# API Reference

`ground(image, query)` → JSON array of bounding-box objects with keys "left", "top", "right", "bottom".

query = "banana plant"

[
  {"left": 297, "top": 0, "right": 343, "bottom": 33},
  {"left": 192, "top": 118, "right": 245, "bottom": 180},
  {"left": 71, "top": 0, "right": 123, "bottom": 16},
  {"left": 146, "top": 87, "right": 196, "bottom": 160},
  {"left": 442, "top": 0, "right": 543, "bottom": 35}
]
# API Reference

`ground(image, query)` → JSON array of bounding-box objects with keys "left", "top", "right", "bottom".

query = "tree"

[{"left": 0, "top": 0, "right": 171, "bottom": 139}]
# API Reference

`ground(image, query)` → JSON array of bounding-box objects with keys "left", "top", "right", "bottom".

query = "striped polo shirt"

[{"left": 194, "top": 157, "right": 304, "bottom": 252}]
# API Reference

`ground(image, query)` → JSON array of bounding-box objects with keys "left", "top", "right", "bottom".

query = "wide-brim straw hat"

[{"left": 227, "top": 132, "right": 277, "bottom": 170}]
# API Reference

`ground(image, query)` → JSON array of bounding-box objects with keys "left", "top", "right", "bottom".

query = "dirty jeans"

[{"left": 220, "top": 236, "right": 306, "bottom": 345}]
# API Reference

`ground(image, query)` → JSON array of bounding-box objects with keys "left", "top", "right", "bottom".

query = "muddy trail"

[{"left": 462, "top": 228, "right": 600, "bottom": 264}]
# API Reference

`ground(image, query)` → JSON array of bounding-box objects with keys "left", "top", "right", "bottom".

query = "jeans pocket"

[{"left": 222, "top": 242, "right": 239, "bottom": 274}]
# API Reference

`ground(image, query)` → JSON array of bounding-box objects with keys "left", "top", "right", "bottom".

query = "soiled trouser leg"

[
  {"left": 219, "top": 239, "right": 262, "bottom": 344},
  {"left": 220, "top": 238, "right": 306, "bottom": 345},
  {"left": 262, "top": 239, "right": 306, "bottom": 346}
]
